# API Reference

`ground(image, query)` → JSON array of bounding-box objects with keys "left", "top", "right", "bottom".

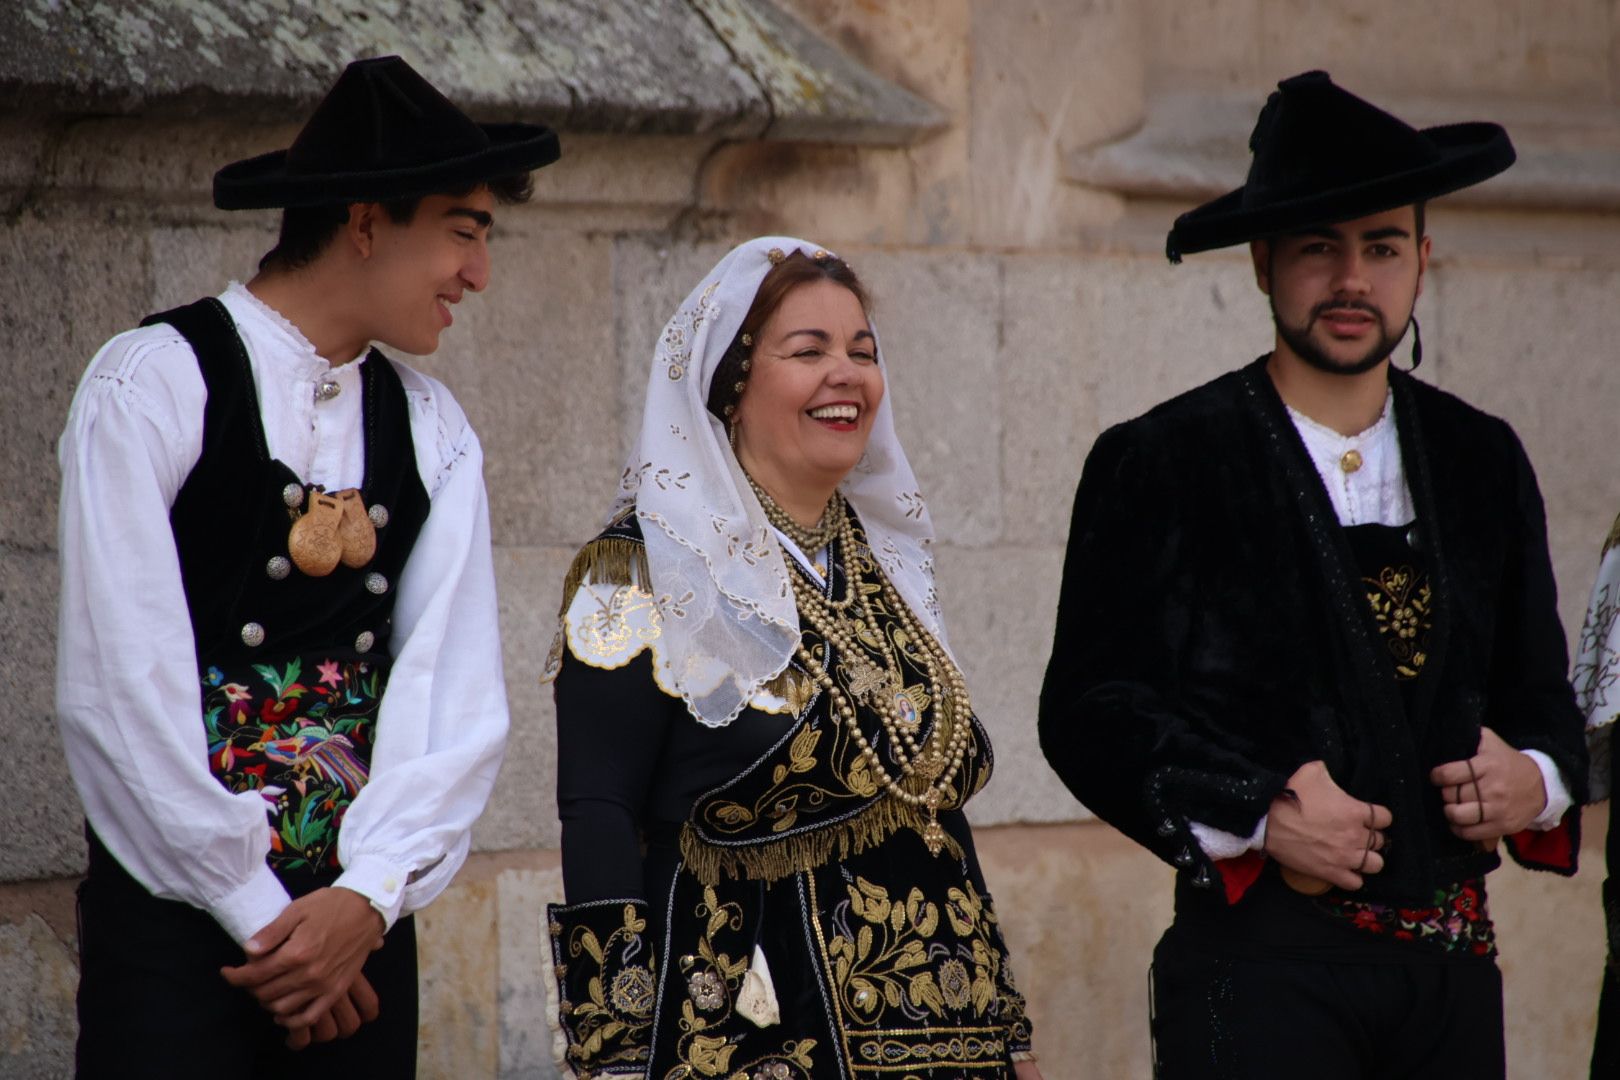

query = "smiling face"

[
  {"left": 356, "top": 187, "right": 496, "bottom": 355},
  {"left": 1253, "top": 205, "right": 1431, "bottom": 377},
  {"left": 732, "top": 278, "right": 884, "bottom": 508}
]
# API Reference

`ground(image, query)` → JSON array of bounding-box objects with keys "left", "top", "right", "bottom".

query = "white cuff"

[
  {"left": 211, "top": 864, "right": 293, "bottom": 947},
  {"left": 1189, "top": 816, "right": 1268, "bottom": 861},
  {"left": 1522, "top": 749, "right": 1573, "bottom": 831},
  {"left": 334, "top": 853, "right": 411, "bottom": 931}
]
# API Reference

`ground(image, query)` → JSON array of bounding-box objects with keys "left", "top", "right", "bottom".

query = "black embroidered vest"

[
  {"left": 139, "top": 298, "right": 430, "bottom": 890},
  {"left": 147, "top": 299, "right": 429, "bottom": 665}
]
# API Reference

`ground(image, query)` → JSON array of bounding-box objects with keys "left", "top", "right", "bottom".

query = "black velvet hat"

[
  {"left": 214, "top": 56, "right": 560, "bottom": 210},
  {"left": 1165, "top": 71, "right": 1514, "bottom": 262}
]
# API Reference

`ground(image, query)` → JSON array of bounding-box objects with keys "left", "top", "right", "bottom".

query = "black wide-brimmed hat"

[
  {"left": 1165, "top": 70, "right": 1514, "bottom": 262},
  {"left": 214, "top": 56, "right": 560, "bottom": 210}
]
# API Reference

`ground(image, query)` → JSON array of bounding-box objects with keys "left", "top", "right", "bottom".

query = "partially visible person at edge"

[
  {"left": 56, "top": 56, "right": 558, "bottom": 1077},
  {"left": 542, "top": 237, "right": 1042, "bottom": 1078},
  {"left": 1574, "top": 526, "right": 1620, "bottom": 1079},
  {"left": 1037, "top": 71, "right": 1585, "bottom": 1079}
]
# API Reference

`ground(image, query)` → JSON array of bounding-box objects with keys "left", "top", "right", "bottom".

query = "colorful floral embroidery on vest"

[{"left": 201, "top": 656, "right": 381, "bottom": 876}]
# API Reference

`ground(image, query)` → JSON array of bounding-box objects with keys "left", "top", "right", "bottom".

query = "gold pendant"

[
  {"left": 336, "top": 488, "right": 377, "bottom": 568},
  {"left": 287, "top": 491, "right": 343, "bottom": 576},
  {"left": 841, "top": 654, "right": 892, "bottom": 704},
  {"left": 921, "top": 813, "right": 946, "bottom": 857},
  {"left": 286, "top": 487, "right": 377, "bottom": 577},
  {"left": 893, "top": 689, "right": 922, "bottom": 735}
]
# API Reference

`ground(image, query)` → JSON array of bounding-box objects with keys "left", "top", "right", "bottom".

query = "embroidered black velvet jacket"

[
  {"left": 1038, "top": 359, "right": 1586, "bottom": 906},
  {"left": 548, "top": 513, "right": 1032, "bottom": 1078}
]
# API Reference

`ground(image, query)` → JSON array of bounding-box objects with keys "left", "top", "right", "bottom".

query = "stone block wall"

[{"left": 5, "top": 2, "right": 1620, "bottom": 1077}]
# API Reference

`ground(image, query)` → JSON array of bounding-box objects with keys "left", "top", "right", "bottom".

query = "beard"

[{"left": 1272, "top": 296, "right": 1407, "bottom": 377}]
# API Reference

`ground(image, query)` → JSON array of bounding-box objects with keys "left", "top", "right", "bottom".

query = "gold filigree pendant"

[{"left": 841, "top": 653, "right": 892, "bottom": 704}]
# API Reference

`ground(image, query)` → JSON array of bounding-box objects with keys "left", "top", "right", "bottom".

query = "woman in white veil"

[{"left": 544, "top": 237, "right": 1042, "bottom": 1078}]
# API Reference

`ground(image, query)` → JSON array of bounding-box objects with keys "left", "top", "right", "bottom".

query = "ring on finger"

[{"left": 1465, "top": 760, "right": 1486, "bottom": 824}]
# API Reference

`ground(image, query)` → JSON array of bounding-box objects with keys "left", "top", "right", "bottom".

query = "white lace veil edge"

[{"left": 612, "top": 236, "right": 945, "bottom": 729}]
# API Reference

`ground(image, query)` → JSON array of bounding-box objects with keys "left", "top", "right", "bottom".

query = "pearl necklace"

[{"left": 782, "top": 509, "right": 972, "bottom": 856}]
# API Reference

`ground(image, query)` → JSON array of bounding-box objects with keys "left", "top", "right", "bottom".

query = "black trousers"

[
  {"left": 1149, "top": 927, "right": 1505, "bottom": 1080},
  {"left": 75, "top": 840, "right": 419, "bottom": 1080}
]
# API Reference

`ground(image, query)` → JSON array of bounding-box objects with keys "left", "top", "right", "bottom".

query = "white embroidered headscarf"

[{"left": 614, "top": 236, "right": 947, "bottom": 729}]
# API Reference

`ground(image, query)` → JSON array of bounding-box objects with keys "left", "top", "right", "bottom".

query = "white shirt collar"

[
  {"left": 219, "top": 282, "right": 354, "bottom": 380},
  {"left": 1285, "top": 388, "right": 1414, "bottom": 527}
]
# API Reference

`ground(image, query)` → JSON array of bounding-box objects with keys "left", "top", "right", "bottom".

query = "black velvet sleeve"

[
  {"left": 1038, "top": 425, "right": 1291, "bottom": 878},
  {"left": 1485, "top": 423, "right": 1587, "bottom": 869},
  {"left": 1488, "top": 425, "right": 1589, "bottom": 794},
  {"left": 554, "top": 648, "right": 679, "bottom": 903}
]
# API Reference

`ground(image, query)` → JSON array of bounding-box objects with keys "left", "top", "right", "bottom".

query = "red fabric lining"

[
  {"left": 1505, "top": 814, "right": 1575, "bottom": 872},
  {"left": 1215, "top": 851, "right": 1267, "bottom": 904}
]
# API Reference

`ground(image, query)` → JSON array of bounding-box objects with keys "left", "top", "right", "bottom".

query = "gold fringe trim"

[
  {"left": 680, "top": 796, "right": 964, "bottom": 887},
  {"left": 556, "top": 536, "right": 651, "bottom": 618}
]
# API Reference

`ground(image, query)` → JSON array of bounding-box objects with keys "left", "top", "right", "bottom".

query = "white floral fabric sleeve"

[{"left": 1574, "top": 531, "right": 1620, "bottom": 802}]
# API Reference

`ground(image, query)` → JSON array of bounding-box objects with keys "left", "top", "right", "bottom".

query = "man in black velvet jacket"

[{"left": 1038, "top": 71, "right": 1586, "bottom": 1078}]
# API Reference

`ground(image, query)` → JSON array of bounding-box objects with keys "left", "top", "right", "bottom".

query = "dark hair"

[
  {"left": 1413, "top": 200, "right": 1427, "bottom": 239},
  {"left": 257, "top": 172, "right": 535, "bottom": 272},
  {"left": 705, "top": 249, "right": 871, "bottom": 423}
]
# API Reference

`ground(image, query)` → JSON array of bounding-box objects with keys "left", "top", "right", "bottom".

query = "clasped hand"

[
  {"left": 221, "top": 886, "right": 385, "bottom": 1048},
  {"left": 1266, "top": 731, "right": 1546, "bottom": 890},
  {"left": 1263, "top": 761, "right": 1391, "bottom": 890},
  {"left": 1428, "top": 726, "right": 1547, "bottom": 842}
]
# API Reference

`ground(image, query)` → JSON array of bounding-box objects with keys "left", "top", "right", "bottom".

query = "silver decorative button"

[
  {"left": 368, "top": 504, "right": 389, "bottom": 528},
  {"left": 315, "top": 378, "right": 341, "bottom": 402},
  {"left": 241, "top": 622, "right": 266, "bottom": 647},
  {"left": 365, "top": 572, "right": 388, "bottom": 595},
  {"left": 266, "top": 556, "right": 292, "bottom": 580},
  {"left": 355, "top": 630, "right": 375, "bottom": 653},
  {"left": 282, "top": 483, "right": 304, "bottom": 508}
]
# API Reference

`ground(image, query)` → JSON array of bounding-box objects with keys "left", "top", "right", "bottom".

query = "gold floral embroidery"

[
  {"left": 548, "top": 901, "right": 656, "bottom": 1074},
  {"left": 1364, "top": 564, "right": 1432, "bottom": 680},
  {"left": 666, "top": 885, "right": 817, "bottom": 1080},
  {"left": 548, "top": 525, "right": 807, "bottom": 716},
  {"left": 810, "top": 874, "right": 1029, "bottom": 1073},
  {"left": 573, "top": 585, "right": 665, "bottom": 664}
]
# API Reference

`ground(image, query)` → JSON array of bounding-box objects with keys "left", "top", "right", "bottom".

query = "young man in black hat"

[
  {"left": 1039, "top": 71, "right": 1585, "bottom": 1077},
  {"left": 56, "top": 56, "right": 558, "bottom": 1075}
]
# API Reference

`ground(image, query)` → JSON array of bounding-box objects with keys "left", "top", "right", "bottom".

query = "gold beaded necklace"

[
  {"left": 764, "top": 489, "right": 973, "bottom": 857},
  {"left": 747, "top": 474, "right": 845, "bottom": 557}
]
